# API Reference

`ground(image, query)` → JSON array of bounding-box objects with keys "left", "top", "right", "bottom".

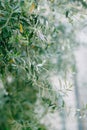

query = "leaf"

[
  {"left": 50, "top": 0, "right": 55, "bottom": 3},
  {"left": 0, "top": 13, "right": 4, "bottom": 17},
  {"left": 29, "top": 3, "right": 35, "bottom": 13},
  {"left": 9, "top": 59, "right": 15, "bottom": 64},
  {"left": 66, "top": 10, "right": 69, "bottom": 18},
  {"left": 19, "top": 23, "right": 23, "bottom": 33}
]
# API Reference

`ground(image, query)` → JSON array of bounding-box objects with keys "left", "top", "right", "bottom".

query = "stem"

[{"left": 0, "top": 10, "right": 13, "bottom": 30}]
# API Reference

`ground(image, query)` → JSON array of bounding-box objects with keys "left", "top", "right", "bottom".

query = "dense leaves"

[{"left": 0, "top": 0, "right": 86, "bottom": 130}]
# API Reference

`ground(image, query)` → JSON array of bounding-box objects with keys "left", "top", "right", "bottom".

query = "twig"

[{"left": 0, "top": 10, "right": 13, "bottom": 30}]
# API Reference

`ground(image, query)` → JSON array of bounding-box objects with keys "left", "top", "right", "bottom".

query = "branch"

[{"left": 0, "top": 10, "right": 13, "bottom": 30}]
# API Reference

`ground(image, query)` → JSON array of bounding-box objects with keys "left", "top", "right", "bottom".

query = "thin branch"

[{"left": 0, "top": 10, "right": 13, "bottom": 30}]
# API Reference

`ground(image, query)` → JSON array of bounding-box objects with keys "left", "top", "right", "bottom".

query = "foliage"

[{"left": 0, "top": 0, "right": 86, "bottom": 130}]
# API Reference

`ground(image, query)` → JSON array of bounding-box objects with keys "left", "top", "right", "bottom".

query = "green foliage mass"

[{"left": 0, "top": 0, "right": 86, "bottom": 130}]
